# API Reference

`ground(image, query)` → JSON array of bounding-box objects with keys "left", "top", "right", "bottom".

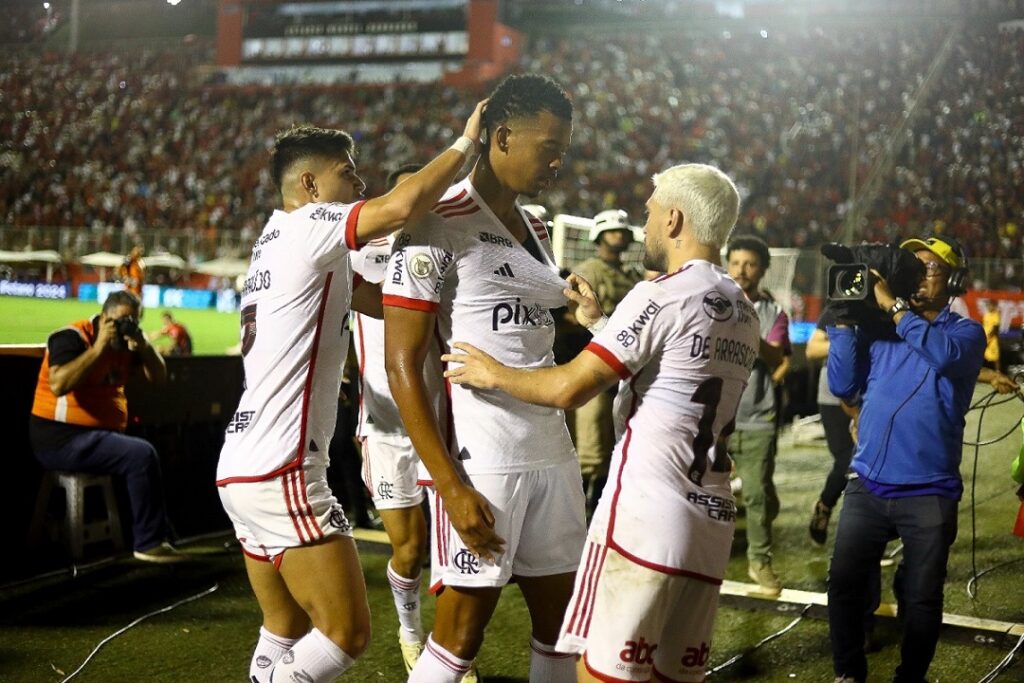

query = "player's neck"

[
  {"left": 470, "top": 162, "right": 525, "bottom": 239},
  {"left": 665, "top": 243, "right": 719, "bottom": 274}
]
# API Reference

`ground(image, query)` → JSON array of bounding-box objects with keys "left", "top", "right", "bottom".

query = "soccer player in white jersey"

[
  {"left": 442, "top": 164, "right": 761, "bottom": 683},
  {"left": 350, "top": 163, "right": 435, "bottom": 673},
  {"left": 216, "top": 101, "right": 485, "bottom": 683},
  {"left": 383, "top": 74, "right": 584, "bottom": 683}
]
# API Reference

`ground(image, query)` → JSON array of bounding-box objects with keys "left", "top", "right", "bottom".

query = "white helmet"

[{"left": 589, "top": 209, "right": 631, "bottom": 242}]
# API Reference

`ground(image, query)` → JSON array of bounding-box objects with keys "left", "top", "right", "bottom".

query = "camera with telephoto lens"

[{"left": 821, "top": 242, "right": 925, "bottom": 333}]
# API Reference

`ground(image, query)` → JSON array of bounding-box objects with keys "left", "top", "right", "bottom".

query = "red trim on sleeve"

[
  {"left": 344, "top": 199, "right": 368, "bottom": 251},
  {"left": 382, "top": 294, "right": 439, "bottom": 313},
  {"left": 585, "top": 341, "right": 631, "bottom": 379}
]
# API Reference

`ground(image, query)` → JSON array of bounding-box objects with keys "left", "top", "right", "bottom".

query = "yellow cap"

[{"left": 899, "top": 237, "right": 962, "bottom": 269}]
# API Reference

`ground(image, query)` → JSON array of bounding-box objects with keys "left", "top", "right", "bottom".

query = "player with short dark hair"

[
  {"left": 216, "top": 102, "right": 486, "bottom": 683},
  {"left": 349, "top": 161, "right": 436, "bottom": 674}
]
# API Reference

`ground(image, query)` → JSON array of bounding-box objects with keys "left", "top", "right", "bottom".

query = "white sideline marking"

[{"left": 720, "top": 580, "right": 1024, "bottom": 636}]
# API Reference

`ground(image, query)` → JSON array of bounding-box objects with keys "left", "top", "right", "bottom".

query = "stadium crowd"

[{"left": 1, "top": 22, "right": 1022, "bottom": 260}]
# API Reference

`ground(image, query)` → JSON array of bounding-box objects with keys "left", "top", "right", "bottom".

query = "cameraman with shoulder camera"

[
  {"left": 29, "top": 290, "right": 185, "bottom": 562},
  {"left": 826, "top": 236, "right": 985, "bottom": 683}
]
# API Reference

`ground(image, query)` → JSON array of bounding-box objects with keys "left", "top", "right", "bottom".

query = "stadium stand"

[{"left": 1, "top": 8, "right": 1022, "bottom": 263}]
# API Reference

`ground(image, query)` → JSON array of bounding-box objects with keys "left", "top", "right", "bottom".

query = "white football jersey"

[
  {"left": 216, "top": 200, "right": 365, "bottom": 484},
  {"left": 382, "top": 178, "right": 576, "bottom": 475},
  {"left": 350, "top": 235, "right": 445, "bottom": 438},
  {"left": 350, "top": 236, "right": 400, "bottom": 438},
  {"left": 588, "top": 261, "right": 760, "bottom": 581}
]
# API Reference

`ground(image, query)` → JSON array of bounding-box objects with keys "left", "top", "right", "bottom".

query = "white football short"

[
  {"left": 218, "top": 464, "right": 352, "bottom": 566},
  {"left": 360, "top": 434, "right": 425, "bottom": 510},
  {"left": 557, "top": 535, "right": 722, "bottom": 683},
  {"left": 432, "top": 460, "right": 586, "bottom": 589}
]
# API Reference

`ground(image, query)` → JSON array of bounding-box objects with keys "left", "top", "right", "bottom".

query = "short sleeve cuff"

[
  {"left": 382, "top": 294, "right": 439, "bottom": 313},
  {"left": 585, "top": 341, "right": 631, "bottom": 380},
  {"left": 344, "top": 200, "right": 368, "bottom": 251}
]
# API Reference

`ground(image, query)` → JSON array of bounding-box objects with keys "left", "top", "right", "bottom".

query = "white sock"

[
  {"left": 408, "top": 634, "right": 472, "bottom": 683},
  {"left": 387, "top": 561, "right": 424, "bottom": 644},
  {"left": 270, "top": 628, "right": 355, "bottom": 683},
  {"left": 250, "top": 627, "right": 300, "bottom": 683},
  {"left": 529, "top": 636, "right": 576, "bottom": 682}
]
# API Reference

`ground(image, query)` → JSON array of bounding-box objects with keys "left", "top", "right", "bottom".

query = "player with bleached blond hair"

[{"left": 443, "top": 163, "right": 760, "bottom": 683}]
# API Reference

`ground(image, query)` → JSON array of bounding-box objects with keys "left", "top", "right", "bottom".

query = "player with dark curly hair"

[{"left": 385, "top": 73, "right": 583, "bottom": 682}]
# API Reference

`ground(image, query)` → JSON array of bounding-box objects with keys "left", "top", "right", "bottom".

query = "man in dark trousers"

[
  {"left": 30, "top": 290, "right": 184, "bottom": 562},
  {"left": 827, "top": 235, "right": 985, "bottom": 683}
]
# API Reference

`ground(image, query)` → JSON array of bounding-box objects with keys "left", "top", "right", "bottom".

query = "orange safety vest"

[
  {"left": 31, "top": 319, "right": 134, "bottom": 431},
  {"left": 119, "top": 258, "right": 145, "bottom": 296}
]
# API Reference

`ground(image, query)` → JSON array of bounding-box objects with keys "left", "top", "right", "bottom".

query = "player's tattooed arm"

[
  {"left": 385, "top": 304, "right": 506, "bottom": 562},
  {"left": 443, "top": 342, "right": 619, "bottom": 411},
  {"left": 356, "top": 100, "right": 487, "bottom": 242}
]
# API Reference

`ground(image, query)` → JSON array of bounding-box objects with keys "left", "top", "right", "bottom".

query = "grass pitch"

[
  {"left": 2, "top": 383, "right": 1023, "bottom": 681},
  {"left": 0, "top": 297, "right": 239, "bottom": 355}
]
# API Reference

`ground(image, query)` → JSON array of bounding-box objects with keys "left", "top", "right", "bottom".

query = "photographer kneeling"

[
  {"left": 825, "top": 236, "right": 985, "bottom": 683},
  {"left": 30, "top": 291, "right": 187, "bottom": 562}
]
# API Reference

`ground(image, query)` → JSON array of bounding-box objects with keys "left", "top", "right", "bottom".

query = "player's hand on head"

[
  {"left": 565, "top": 273, "right": 604, "bottom": 328},
  {"left": 462, "top": 99, "right": 488, "bottom": 153},
  {"left": 445, "top": 485, "right": 505, "bottom": 563},
  {"left": 442, "top": 342, "right": 502, "bottom": 390}
]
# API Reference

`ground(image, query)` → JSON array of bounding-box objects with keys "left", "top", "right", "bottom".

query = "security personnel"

[{"left": 571, "top": 209, "right": 643, "bottom": 512}]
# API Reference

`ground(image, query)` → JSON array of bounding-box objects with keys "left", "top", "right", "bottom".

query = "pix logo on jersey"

[{"left": 491, "top": 298, "right": 554, "bottom": 331}]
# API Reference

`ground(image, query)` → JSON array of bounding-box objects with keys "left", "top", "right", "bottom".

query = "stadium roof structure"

[
  {"left": 193, "top": 256, "right": 250, "bottom": 278},
  {"left": 80, "top": 251, "right": 187, "bottom": 270},
  {"left": 0, "top": 250, "right": 62, "bottom": 264}
]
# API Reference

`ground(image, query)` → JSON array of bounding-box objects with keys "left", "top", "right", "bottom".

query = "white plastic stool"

[{"left": 34, "top": 471, "right": 125, "bottom": 560}]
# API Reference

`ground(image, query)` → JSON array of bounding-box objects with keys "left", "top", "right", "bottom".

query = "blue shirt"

[{"left": 827, "top": 307, "right": 985, "bottom": 498}]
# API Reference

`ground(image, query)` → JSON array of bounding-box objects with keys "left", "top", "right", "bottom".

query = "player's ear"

[
  {"left": 667, "top": 208, "right": 684, "bottom": 238},
  {"left": 494, "top": 125, "right": 511, "bottom": 153},
  {"left": 300, "top": 171, "right": 318, "bottom": 199}
]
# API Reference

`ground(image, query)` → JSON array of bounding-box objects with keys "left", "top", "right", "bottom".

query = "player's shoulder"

[
  {"left": 430, "top": 183, "right": 482, "bottom": 222},
  {"left": 519, "top": 207, "right": 550, "bottom": 243}
]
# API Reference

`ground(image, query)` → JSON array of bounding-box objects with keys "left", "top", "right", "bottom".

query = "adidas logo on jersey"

[{"left": 493, "top": 263, "right": 515, "bottom": 278}]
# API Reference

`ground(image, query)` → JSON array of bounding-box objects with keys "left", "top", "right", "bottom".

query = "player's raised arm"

[
  {"left": 384, "top": 305, "right": 506, "bottom": 562},
  {"left": 355, "top": 100, "right": 486, "bottom": 243}
]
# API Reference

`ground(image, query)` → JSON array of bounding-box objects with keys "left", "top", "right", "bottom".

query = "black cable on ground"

[
  {"left": 963, "top": 374, "right": 1024, "bottom": 600},
  {"left": 706, "top": 603, "right": 812, "bottom": 677}
]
